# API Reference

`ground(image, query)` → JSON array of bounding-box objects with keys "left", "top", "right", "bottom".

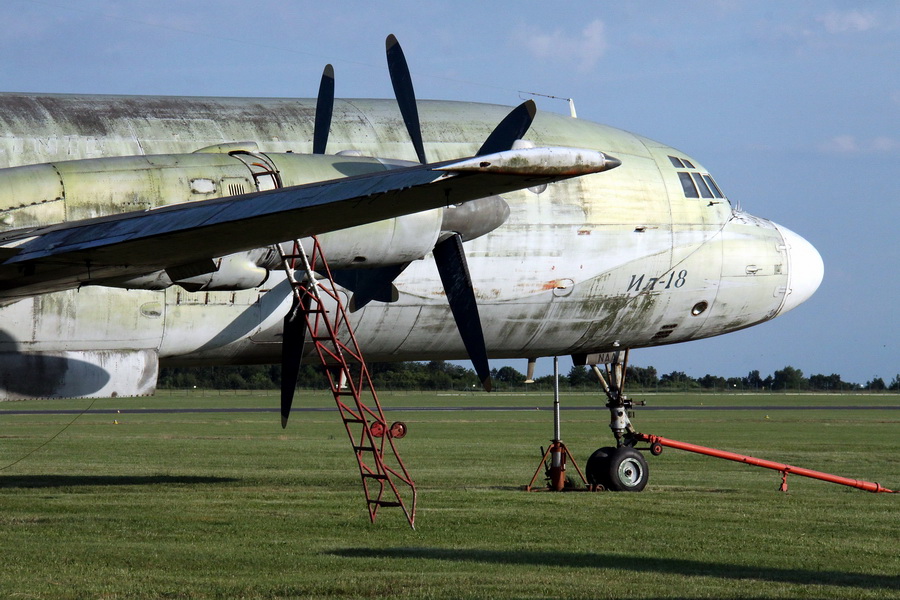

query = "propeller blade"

[
  {"left": 313, "top": 64, "right": 335, "bottom": 155},
  {"left": 476, "top": 100, "right": 537, "bottom": 156},
  {"left": 386, "top": 34, "right": 427, "bottom": 164},
  {"left": 433, "top": 233, "right": 492, "bottom": 392},
  {"left": 331, "top": 263, "right": 408, "bottom": 311},
  {"left": 280, "top": 293, "right": 310, "bottom": 428}
]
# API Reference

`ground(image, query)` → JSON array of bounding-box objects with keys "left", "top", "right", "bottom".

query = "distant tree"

[
  {"left": 725, "top": 377, "right": 743, "bottom": 391},
  {"left": 495, "top": 366, "right": 526, "bottom": 386},
  {"left": 866, "top": 377, "right": 886, "bottom": 391},
  {"left": 772, "top": 366, "right": 807, "bottom": 391},
  {"left": 744, "top": 370, "right": 763, "bottom": 390},
  {"left": 699, "top": 374, "right": 727, "bottom": 390},
  {"left": 659, "top": 371, "right": 698, "bottom": 390},
  {"left": 567, "top": 365, "right": 594, "bottom": 389},
  {"left": 627, "top": 365, "right": 658, "bottom": 389},
  {"left": 531, "top": 374, "right": 558, "bottom": 388},
  {"left": 890, "top": 375, "right": 900, "bottom": 391},
  {"left": 808, "top": 373, "right": 836, "bottom": 391}
]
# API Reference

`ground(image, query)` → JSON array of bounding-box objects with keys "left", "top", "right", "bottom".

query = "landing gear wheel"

[
  {"left": 606, "top": 447, "right": 648, "bottom": 492},
  {"left": 585, "top": 446, "right": 616, "bottom": 489}
]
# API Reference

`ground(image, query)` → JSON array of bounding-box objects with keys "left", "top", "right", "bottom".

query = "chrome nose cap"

[{"left": 775, "top": 224, "right": 824, "bottom": 315}]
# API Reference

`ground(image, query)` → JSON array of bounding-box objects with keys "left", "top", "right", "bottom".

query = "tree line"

[{"left": 158, "top": 361, "right": 899, "bottom": 392}]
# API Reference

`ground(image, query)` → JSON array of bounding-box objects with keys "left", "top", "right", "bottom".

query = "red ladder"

[{"left": 277, "top": 237, "right": 417, "bottom": 527}]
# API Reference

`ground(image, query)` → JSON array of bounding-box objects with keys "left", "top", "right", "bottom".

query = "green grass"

[{"left": 1, "top": 392, "right": 898, "bottom": 599}]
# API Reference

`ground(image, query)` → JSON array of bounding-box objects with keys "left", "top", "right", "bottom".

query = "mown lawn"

[{"left": 1, "top": 392, "right": 898, "bottom": 599}]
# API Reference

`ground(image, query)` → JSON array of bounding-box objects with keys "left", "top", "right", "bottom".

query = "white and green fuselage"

[{"left": 0, "top": 94, "right": 822, "bottom": 398}]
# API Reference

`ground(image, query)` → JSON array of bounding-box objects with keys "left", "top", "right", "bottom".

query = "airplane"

[{"left": 0, "top": 36, "right": 823, "bottom": 493}]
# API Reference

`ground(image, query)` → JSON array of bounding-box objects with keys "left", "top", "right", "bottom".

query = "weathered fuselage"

[{"left": 0, "top": 94, "right": 822, "bottom": 398}]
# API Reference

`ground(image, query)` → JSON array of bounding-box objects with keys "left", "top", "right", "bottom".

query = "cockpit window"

[
  {"left": 703, "top": 174, "right": 724, "bottom": 198},
  {"left": 678, "top": 172, "right": 699, "bottom": 198},
  {"left": 670, "top": 154, "right": 728, "bottom": 202},
  {"left": 691, "top": 173, "right": 714, "bottom": 198}
]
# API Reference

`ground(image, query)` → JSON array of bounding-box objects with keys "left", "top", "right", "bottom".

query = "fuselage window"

[
  {"left": 691, "top": 173, "right": 714, "bottom": 198},
  {"left": 678, "top": 172, "right": 699, "bottom": 198},
  {"left": 682, "top": 158, "right": 696, "bottom": 169},
  {"left": 668, "top": 155, "right": 685, "bottom": 168}
]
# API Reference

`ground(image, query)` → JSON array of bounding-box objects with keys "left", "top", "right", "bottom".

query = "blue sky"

[{"left": 1, "top": 1, "right": 897, "bottom": 385}]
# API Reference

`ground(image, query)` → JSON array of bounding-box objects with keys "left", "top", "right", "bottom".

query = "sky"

[{"left": 0, "top": 0, "right": 897, "bottom": 386}]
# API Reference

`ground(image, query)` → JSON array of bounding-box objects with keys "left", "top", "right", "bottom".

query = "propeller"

[
  {"left": 476, "top": 100, "right": 537, "bottom": 157},
  {"left": 386, "top": 35, "right": 427, "bottom": 164},
  {"left": 283, "top": 34, "right": 539, "bottom": 422},
  {"left": 281, "top": 292, "right": 310, "bottom": 428},
  {"left": 432, "top": 234, "right": 492, "bottom": 391},
  {"left": 385, "top": 34, "right": 537, "bottom": 392},
  {"left": 313, "top": 64, "right": 335, "bottom": 155},
  {"left": 281, "top": 64, "right": 336, "bottom": 427}
]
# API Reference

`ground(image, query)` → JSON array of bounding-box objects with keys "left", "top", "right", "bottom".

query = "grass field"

[{"left": 1, "top": 392, "right": 898, "bottom": 599}]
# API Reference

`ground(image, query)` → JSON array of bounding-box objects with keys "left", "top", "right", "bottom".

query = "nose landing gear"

[{"left": 582, "top": 349, "right": 650, "bottom": 491}]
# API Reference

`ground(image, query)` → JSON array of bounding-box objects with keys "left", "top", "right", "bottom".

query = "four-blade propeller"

[
  {"left": 385, "top": 34, "right": 536, "bottom": 394},
  {"left": 281, "top": 35, "right": 540, "bottom": 425}
]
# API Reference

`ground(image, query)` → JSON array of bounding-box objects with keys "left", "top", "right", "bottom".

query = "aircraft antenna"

[{"left": 518, "top": 91, "right": 577, "bottom": 118}]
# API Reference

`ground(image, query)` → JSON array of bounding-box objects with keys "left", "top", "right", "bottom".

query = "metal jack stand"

[{"left": 526, "top": 357, "right": 588, "bottom": 491}]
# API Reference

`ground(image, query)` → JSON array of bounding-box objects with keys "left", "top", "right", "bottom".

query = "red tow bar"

[{"left": 636, "top": 433, "right": 896, "bottom": 493}]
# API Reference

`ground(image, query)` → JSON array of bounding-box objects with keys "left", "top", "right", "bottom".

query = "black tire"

[
  {"left": 585, "top": 446, "right": 617, "bottom": 489},
  {"left": 606, "top": 447, "right": 649, "bottom": 492}
]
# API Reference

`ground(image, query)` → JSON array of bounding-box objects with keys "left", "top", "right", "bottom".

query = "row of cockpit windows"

[{"left": 669, "top": 155, "right": 726, "bottom": 200}]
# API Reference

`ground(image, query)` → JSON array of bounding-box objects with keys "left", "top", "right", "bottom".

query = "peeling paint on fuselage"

[{"left": 0, "top": 93, "right": 791, "bottom": 376}]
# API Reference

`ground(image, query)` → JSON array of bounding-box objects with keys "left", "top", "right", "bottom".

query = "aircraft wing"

[{"left": 0, "top": 147, "right": 619, "bottom": 300}]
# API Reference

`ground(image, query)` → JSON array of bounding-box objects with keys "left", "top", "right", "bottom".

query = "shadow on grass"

[
  {"left": 331, "top": 547, "right": 897, "bottom": 591},
  {"left": 0, "top": 475, "right": 237, "bottom": 488}
]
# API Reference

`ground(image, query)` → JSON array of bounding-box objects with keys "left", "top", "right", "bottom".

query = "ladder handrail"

[{"left": 276, "top": 238, "right": 417, "bottom": 527}]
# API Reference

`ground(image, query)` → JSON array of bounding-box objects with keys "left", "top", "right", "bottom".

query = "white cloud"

[
  {"left": 818, "top": 135, "right": 898, "bottom": 154},
  {"left": 820, "top": 135, "right": 859, "bottom": 153},
  {"left": 872, "top": 137, "right": 900, "bottom": 152},
  {"left": 817, "top": 10, "right": 878, "bottom": 34},
  {"left": 514, "top": 20, "right": 608, "bottom": 72}
]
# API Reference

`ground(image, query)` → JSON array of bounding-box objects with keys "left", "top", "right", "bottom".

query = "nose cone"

[{"left": 775, "top": 224, "right": 824, "bottom": 315}]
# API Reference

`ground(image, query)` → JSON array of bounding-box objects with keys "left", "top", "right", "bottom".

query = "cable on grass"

[{"left": 0, "top": 396, "right": 99, "bottom": 471}]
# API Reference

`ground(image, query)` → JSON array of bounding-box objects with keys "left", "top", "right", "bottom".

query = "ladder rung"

[
  {"left": 362, "top": 473, "right": 388, "bottom": 479},
  {"left": 343, "top": 417, "right": 364, "bottom": 424},
  {"left": 369, "top": 500, "right": 402, "bottom": 507},
  {"left": 354, "top": 446, "right": 376, "bottom": 453}
]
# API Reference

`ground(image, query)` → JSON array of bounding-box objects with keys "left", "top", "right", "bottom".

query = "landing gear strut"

[{"left": 583, "top": 350, "right": 649, "bottom": 491}]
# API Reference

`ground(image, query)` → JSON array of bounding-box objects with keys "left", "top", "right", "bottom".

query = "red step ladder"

[{"left": 278, "top": 237, "right": 417, "bottom": 527}]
